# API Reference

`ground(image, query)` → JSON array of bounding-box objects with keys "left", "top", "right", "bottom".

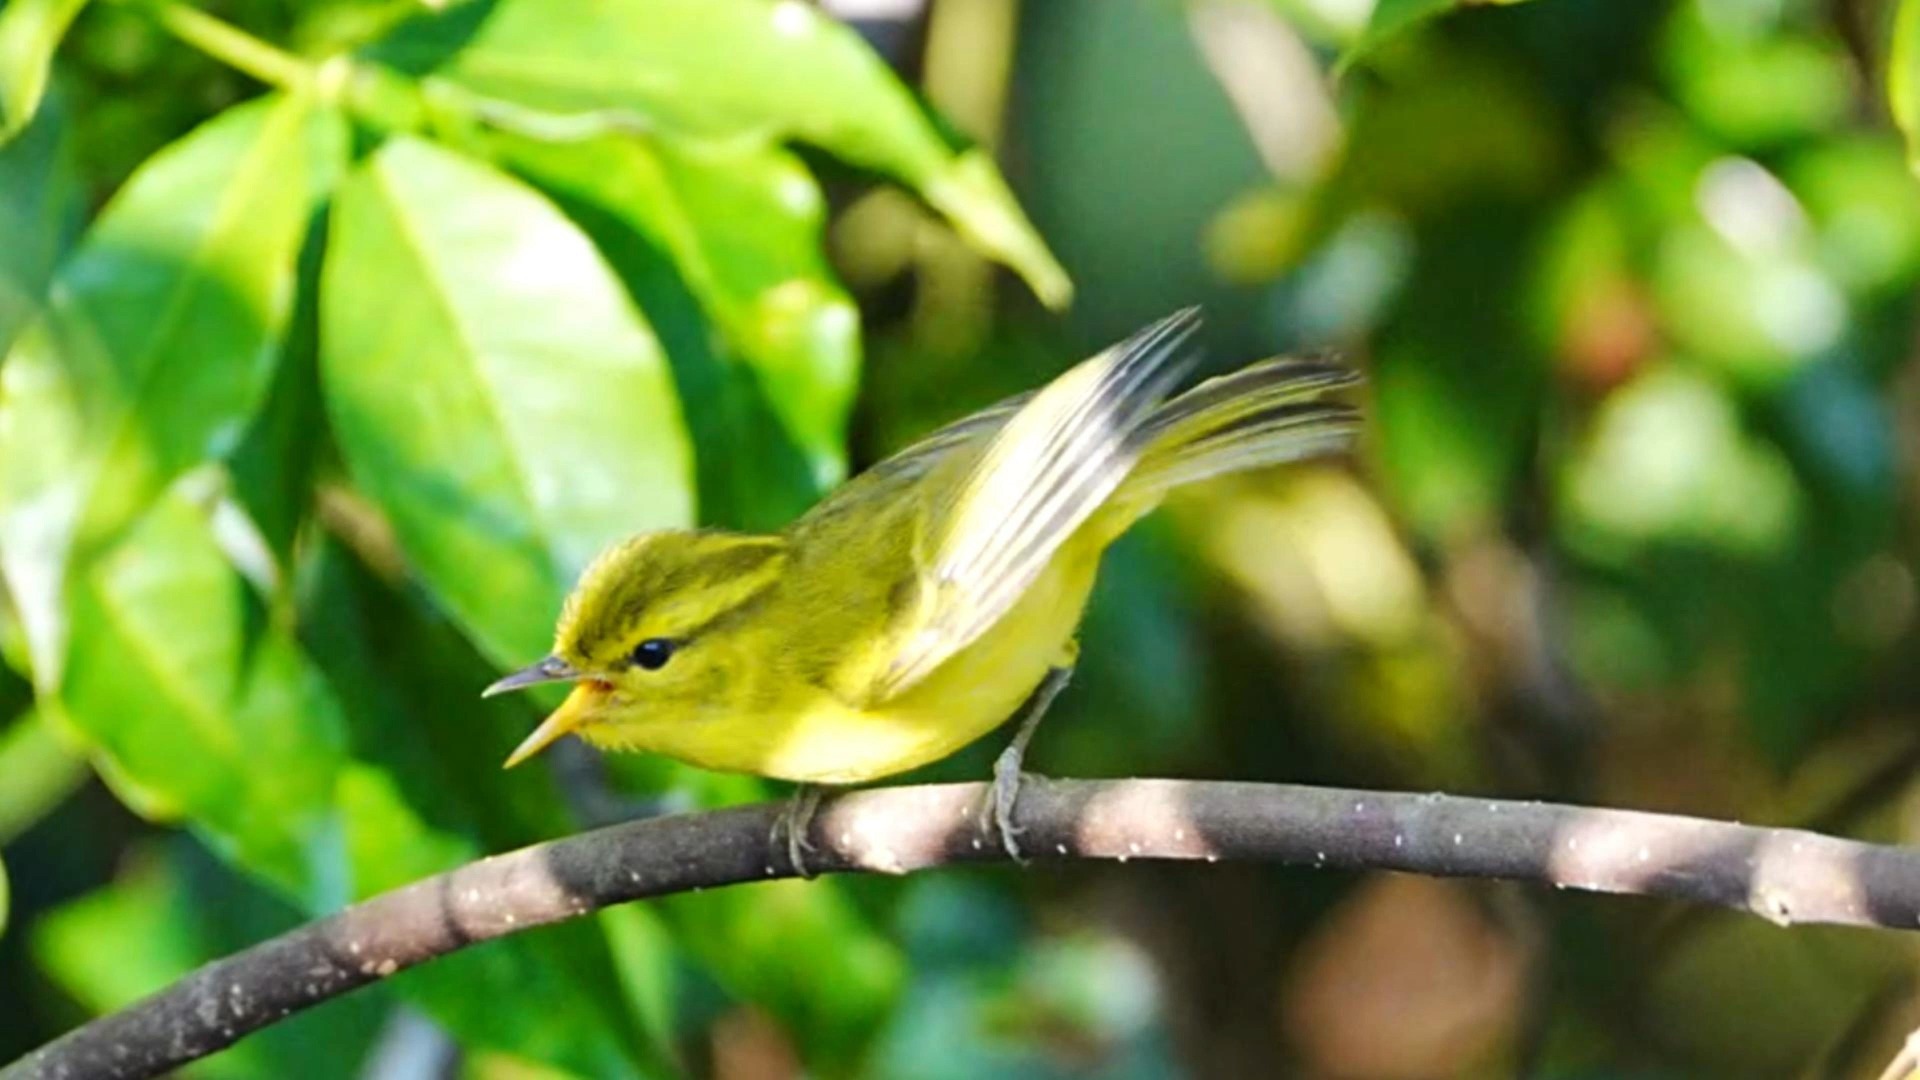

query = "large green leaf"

[
  {"left": 61, "top": 491, "right": 349, "bottom": 907},
  {"left": 499, "top": 131, "right": 858, "bottom": 503},
  {"left": 0, "top": 93, "right": 343, "bottom": 689},
  {"left": 322, "top": 135, "right": 694, "bottom": 665},
  {"left": 32, "top": 839, "right": 385, "bottom": 1080},
  {"left": 0, "top": 0, "right": 87, "bottom": 142},
  {"left": 430, "top": 0, "right": 1069, "bottom": 307},
  {"left": 1894, "top": 0, "right": 1920, "bottom": 176},
  {"left": 0, "top": 92, "right": 75, "bottom": 358}
]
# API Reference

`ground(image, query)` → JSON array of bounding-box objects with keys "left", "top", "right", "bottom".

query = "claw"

[
  {"left": 771, "top": 785, "right": 825, "bottom": 879},
  {"left": 989, "top": 749, "right": 1030, "bottom": 862}
]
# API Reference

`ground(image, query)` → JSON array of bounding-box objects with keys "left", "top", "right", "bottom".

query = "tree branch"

[{"left": 9, "top": 777, "right": 1920, "bottom": 1080}]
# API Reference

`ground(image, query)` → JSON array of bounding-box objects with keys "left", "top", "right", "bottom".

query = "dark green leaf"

[
  {"left": 0, "top": 0, "right": 88, "bottom": 142},
  {"left": 0, "top": 706, "right": 85, "bottom": 843},
  {"left": 322, "top": 135, "right": 694, "bottom": 665},
  {"left": 0, "top": 93, "right": 344, "bottom": 688},
  {"left": 0, "top": 92, "right": 76, "bottom": 358},
  {"left": 1340, "top": 0, "right": 1535, "bottom": 69},
  {"left": 336, "top": 765, "right": 660, "bottom": 1078},
  {"left": 431, "top": 0, "right": 1069, "bottom": 306},
  {"left": 229, "top": 217, "right": 329, "bottom": 578},
  {"left": 61, "top": 491, "right": 349, "bottom": 906},
  {"left": 665, "top": 880, "right": 905, "bottom": 1069},
  {"left": 498, "top": 132, "right": 858, "bottom": 498}
]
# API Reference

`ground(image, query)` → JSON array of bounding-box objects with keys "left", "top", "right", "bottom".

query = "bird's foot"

[
  {"left": 986, "top": 745, "right": 1035, "bottom": 863},
  {"left": 770, "top": 784, "right": 825, "bottom": 879}
]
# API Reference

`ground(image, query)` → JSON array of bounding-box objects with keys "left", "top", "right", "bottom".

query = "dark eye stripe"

[{"left": 630, "top": 638, "right": 675, "bottom": 671}]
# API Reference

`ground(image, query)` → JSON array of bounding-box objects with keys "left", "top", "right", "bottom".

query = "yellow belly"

[{"left": 640, "top": 550, "right": 1098, "bottom": 784}]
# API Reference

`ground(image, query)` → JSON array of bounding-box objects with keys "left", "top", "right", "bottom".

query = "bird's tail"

[{"left": 1096, "top": 356, "right": 1362, "bottom": 533}]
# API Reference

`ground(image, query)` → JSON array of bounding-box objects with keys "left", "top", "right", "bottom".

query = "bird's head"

[{"left": 485, "top": 529, "right": 789, "bottom": 766}]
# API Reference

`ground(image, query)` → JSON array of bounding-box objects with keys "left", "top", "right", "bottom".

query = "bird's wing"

[{"left": 866, "top": 309, "right": 1201, "bottom": 701}]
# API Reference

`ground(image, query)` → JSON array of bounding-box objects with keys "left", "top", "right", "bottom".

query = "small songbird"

[{"left": 484, "top": 310, "right": 1360, "bottom": 870}]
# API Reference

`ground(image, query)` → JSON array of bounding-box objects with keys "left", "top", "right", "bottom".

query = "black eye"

[{"left": 629, "top": 638, "right": 675, "bottom": 671}]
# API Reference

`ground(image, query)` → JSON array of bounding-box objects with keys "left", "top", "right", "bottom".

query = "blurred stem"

[
  {"left": 121, "top": 0, "right": 312, "bottom": 90},
  {"left": 908, "top": 0, "right": 1019, "bottom": 355}
]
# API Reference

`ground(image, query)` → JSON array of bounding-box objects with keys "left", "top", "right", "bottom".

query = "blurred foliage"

[{"left": 6, "top": 0, "right": 1920, "bottom": 1076}]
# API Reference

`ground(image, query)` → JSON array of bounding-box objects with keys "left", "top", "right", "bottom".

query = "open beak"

[{"left": 502, "top": 681, "right": 608, "bottom": 769}]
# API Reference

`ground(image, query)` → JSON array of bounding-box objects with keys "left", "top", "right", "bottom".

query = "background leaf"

[
  {"left": 0, "top": 93, "right": 343, "bottom": 688},
  {"left": 0, "top": 93, "right": 76, "bottom": 358},
  {"left": 0, "top": 0, "right": 88, "bottom": 142},
  {"left": 428, "top": 0, "right": 1070, "bottom": 306},
  {"left": 60, "top": 491, "right": 348, "bottom": 906},
  {"left": 1894, "top": 0, "right": 1920, "bottom": 176},
  {"left": 498, "top": 131, "right": 858, "bottom": 517},
  {"left": 1340, "top": 0, "right": 1536, "bottom": 68},
  {"left": 322, "top": 135, "right": 694, "bottom": 665}
]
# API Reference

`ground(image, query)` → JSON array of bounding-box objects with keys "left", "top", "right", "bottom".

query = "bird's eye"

[{"left": 629, "top": 638, "right": 676, "bottom": 671}]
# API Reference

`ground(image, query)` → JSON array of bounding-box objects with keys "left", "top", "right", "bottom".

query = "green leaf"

[
  {"left": 499, "top": 131, "right": 858, "bottom": 503},
  {"left": 0, "top": 91, "right": 76, "bottom": 358},
  {"left": 61, "top": 491, "right": 349, "bottom": 907},
  {"left": 32, "top": 839, "right": 385, "bottom": 1080},
  {"left": 0, "top": 93, "right": 344, "bottom": 689},
  {"left": 0, "top": 0, "right": 88, "bottom": 142},
  {"left": 0, "top": 850, "right": 9, "bottom": 940},
  {"left": 322, "top": 136, "right": 694, "bottom": 665},
  {"left": 0, "top": 706, "right": 85, "bottom": 842},
  {"left": 1340, "top": 0, "right": 1534, "bottom": 70},
  {"left": 667, "top": 881, "right": 905, "bottom": 1070},
  {"left": 229, "top": 219, "right": 329, "bottom": 578},
  {"left": 430, "top": 0, "right": 1070, "bottom": 307},
  {"left": 1893, "top": 0, "right": 1920, "bottom": 176}
]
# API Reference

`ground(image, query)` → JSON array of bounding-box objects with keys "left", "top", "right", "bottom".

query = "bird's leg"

[
  {"left": 770, "top": 783, "right": 827, "bottom": 879},
  {"left": 987, "top": 663, "right": 1075, "bottom": 862}
]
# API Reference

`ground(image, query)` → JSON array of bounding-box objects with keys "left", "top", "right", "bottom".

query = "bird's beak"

[
  {"left": 502, "top": 681, "right": 606, "bottom": 769},
  {"left": 482, "top": 655, "right": 579, "bottom": 698}
]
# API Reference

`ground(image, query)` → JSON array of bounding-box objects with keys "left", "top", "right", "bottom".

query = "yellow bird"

[{"left": 485, "top": 310, "right": 1359, "bottom": 869}]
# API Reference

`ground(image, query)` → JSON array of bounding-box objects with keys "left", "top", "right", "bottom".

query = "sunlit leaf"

[
  {"left": 62, "top": 491, "right": 349, "bottom": 907},
  {"left": 429, "top": 0, "right": 1070, "bottom": 306},
  {"left": 32, "top": 840, "right": 385, "bottom": 1080},
  {"left": 322, "top": 135, "right": 694, "bottom": 666},
  {"left": 0, "top": 93, "right": 343, "bottom": 689},
  {"left": 0, "top": 0, "right": 88, "bottom": 142},
  {"left": 0, "top": 92, "right": 76, "bottom": 358},
  {"left": 499, "top": 131, "right": 858, "bottom": 507},
  {"left": 0, "top": 851, "right": 9, "bottom": 940},
  {"left": 1892, "top": 0, "right": 1920, "bottom": 177}
]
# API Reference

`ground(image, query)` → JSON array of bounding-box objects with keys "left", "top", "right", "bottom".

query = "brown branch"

[{"left": 10, "top": 777, "right": 1920, "bottom": 1080}]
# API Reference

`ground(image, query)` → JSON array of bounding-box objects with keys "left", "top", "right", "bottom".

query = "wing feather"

[{"left": 869, "top": 309, "right": 1202, "bottom": 699}]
